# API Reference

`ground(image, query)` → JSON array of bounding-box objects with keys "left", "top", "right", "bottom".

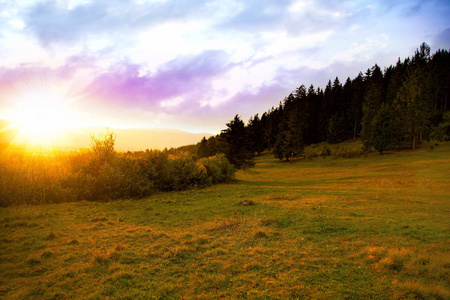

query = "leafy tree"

[{"left": 90, "top": 129, "right": 116, "bottom": 165}]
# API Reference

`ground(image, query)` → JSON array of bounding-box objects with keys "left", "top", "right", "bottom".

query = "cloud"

[
  {"left": 84, "top": 50, "right": 234, "bottom": 110},
  {"left": 217, "top": 0, "right": 292, "bottom": 31},
  {"left": 434, "top": 28, "right": 450, "bottom": 49},
  {"left": 22, "top": 0, "right": 210, "bottom": 46}
]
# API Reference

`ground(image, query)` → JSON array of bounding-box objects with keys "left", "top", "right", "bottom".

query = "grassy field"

[{"left": 1, "top": 141, "right": 449, "bottom": 299}]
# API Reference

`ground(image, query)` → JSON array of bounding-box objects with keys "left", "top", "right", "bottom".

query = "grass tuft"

[
  {"left": 381, "top": 248, "right": 410, "bottom": 272},
  {"left": 40, "top": 250, "right": 54, "bottom": 258},
  {"left": 67, "top": 239, "right": 79, "bottom": 245},
  {"left": 27, "top": 257, "right": 41, "bottom": 266},
  {"left": 91, "top": 249, "right": 112, "bottom": 266},
  {"left": 238, "top": 199, "right": 256, "bottom": 206},
  {"left": 45, "top": 232, "right": 57, "bottom": 240},
  {"left": 208, "top": 218, "right": 242, "bottom": 232},
  {"left": 91, "top": 216, "right": 108, "bottom": 222},
  {"left": 396, "top": 280, "right": 450, "bottom": 300},
  {"left": 260, "top": 218, "right": 277, "bottom": 226},
  {"left": 254, "top": 231, "right": 268, "bottom": 239},
  {"left": 267, "top": 194, "right": 295, "bottom": 201}
]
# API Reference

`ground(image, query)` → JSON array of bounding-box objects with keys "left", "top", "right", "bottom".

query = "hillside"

[
  {"left": 66, "top": 127, "right": 212, "bottom": 151},
  {"left": 1, "top": 141, "right": 449, "bottom": 299}
]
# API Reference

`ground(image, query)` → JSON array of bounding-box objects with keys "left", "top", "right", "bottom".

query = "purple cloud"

[{"left": 84, "top": 50, "right": 233, "bottom": 109}]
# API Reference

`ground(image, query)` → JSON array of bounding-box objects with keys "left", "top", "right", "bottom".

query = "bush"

[
  {"left": 334, "top": 148, "right": 362, "bottom": 158},
  {"left": 198, "top": 154, "right": 235, "bottom": 184},
  {"left": 0, "top": 132, "right": 236, "bottom": 206}
]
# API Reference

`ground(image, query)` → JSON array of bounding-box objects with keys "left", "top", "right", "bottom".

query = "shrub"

[
  {"left": 198, "top": 154, "right": 235, "bottom": 184},
  {"left": 334, "top": 148, "right": 362, "bottom": 158},
  {"left": 321, "top": 146, "right": 331, "bottom": 157},
  {"left": 0, "top": 132, "right": 236, "bottom": 206}
]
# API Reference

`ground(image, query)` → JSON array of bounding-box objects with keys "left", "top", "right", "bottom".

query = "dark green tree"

[
  {"left": 361, "top": 64, "right": 384, "bottom": 151},
  {"left": 371, "top": 103, "right": 397, "bottom": 154},
  {"left": 272, "top": 91, "right": 307, "bottom": 161},
  {"left": 197, "top": 136, "right": 209, "bottom": 158},
  {"left": 247, "top": 114, "right": 265, "bottom": 155},
  {"left": 432, "top": 111, "right": 450, "bottom": 141},
  {"left": 207, "top": 136, "right": 218, "bottom": 157},
  {"left": 395, "top": 66, "right": 433, "bottom": 150},
  {"left": 327, "top": 112, "right": 346, "bottom": 144},
  {"left": 350, "top": 72, "right": 366, "bottom": 141},
  {"left": 221, "top": 115, "right": 254, "bottom": 168}
]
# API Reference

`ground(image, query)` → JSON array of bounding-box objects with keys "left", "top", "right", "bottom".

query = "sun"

[
  {"left": 12, "top": 102, "right": 71, "bottom": 146},
  {"left": 6, "top": 76, "right": 82, "bottom": 151}
]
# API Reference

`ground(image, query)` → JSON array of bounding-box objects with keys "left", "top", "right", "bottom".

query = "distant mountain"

[
  {"left": 67, "top": 127, "right": 213, "bottom": 151},
  {"left": 0, "top": 119, "right": 212, "bottom": 151}
]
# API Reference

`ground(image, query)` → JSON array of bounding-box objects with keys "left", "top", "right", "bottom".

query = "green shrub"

[{"left": 198, "top": 154, "right": 235, "bottom": 184}]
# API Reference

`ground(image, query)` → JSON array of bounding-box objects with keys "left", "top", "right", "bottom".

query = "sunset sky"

[{"left": 0, "top": 0, "right": 449, "bottom": 134}]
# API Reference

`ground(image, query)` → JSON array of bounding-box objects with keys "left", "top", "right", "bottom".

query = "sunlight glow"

[{"left": 6, "top": 75, "right": 82, "bottom": 152}]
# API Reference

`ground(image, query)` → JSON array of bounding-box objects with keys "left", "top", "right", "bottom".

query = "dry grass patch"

[{"left": 394, "top": 280, "right": 450, "bottom": 300}]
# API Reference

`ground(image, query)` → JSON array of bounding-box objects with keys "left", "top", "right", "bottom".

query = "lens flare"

[{"left": 5, "top": 72, "right": 84, "bottom": 153}]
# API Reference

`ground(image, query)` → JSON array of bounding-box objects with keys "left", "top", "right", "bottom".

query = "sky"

[{"left": 0, "top": 0, "right": 449, "bottom": 134}]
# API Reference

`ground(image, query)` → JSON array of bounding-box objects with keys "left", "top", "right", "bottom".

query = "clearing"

[{"left": 1, "top": 141, "right": 449, "bottom": 299}]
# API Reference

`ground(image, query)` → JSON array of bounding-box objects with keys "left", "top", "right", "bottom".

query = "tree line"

[{"left": 191, "top": 43, "right": 450, "bottom": 165}]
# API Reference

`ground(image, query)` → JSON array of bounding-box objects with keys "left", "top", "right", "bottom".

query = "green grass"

[{"left": 1, "top": 141, "right": 449, "bottom": 299}]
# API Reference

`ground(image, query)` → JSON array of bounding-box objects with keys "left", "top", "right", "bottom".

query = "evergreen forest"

[{"left": 193, "top": 43, "right": 450, "bottom": 167}]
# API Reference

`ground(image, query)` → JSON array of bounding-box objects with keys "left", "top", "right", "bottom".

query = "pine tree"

[
  {"left": 361, "top": 65, "right": 383, "bottom": 151},
  {"left": 350, "top": 72, "right": 366, "bottom": 141},
  {"left": 222, "top": 115, "right": 254, "bottom": 168},
  {"left": 197, "top": 136, "right": 209, "bottom": 158},
  {"left": 395, "top": 67, "right": 433, "bottom": 150},
  {"left": 247, "top": 114, "right": 264, "bottom": 155},
  {"left": 371, "top": 103, "right": 397, "bottom": 154}
]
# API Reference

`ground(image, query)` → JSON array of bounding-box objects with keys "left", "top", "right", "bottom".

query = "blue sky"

[{"left": 0, "top": 0, "right": 449, "bottom": 133}]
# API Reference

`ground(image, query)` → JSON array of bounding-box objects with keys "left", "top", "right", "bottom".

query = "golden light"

[{"left": 6, "top": 75, "right": 82, "bottom": 152}]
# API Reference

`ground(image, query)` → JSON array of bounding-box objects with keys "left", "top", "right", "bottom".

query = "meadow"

[{"left": 1, "top": 141, "right": 449, "bottom": 299}]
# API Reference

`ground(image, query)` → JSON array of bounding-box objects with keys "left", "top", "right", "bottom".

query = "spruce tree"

[
  {"left": 222, "top": 115, "right": 254, "bottom": 168},
  {"left": 197, "top": 136, "right": 209, "bottom": 158},
  {"left": 361, "top": 65, "right": 383, "bottom": 151},
  {"left": 371, "top": 103, "right": 397, "bottom": 154}
]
